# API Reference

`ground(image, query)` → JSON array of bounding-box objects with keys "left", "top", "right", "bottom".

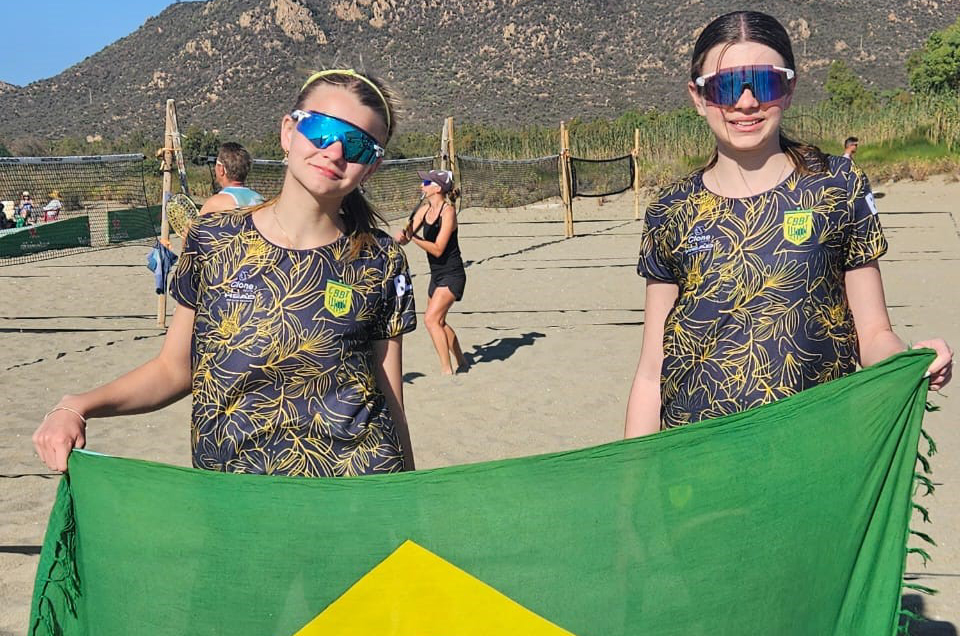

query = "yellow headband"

[{"left": 301, "top": 69, "right": 391, "bottom": 130}]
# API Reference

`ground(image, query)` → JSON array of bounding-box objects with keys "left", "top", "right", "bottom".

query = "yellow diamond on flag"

[{"left": 292, "top": 540, "right": 576, "bottom": 636}]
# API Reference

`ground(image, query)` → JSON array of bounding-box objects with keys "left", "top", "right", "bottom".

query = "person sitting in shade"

[
  {"left": 0, "top": 202, "right": 12, "bottom": 229},
  {"left": 16, "top": 191, "right": 33, "bottom": 226},
  {"left": 43, "top": 190, "right": 63, "bottom": 222},
  {"left": 199, "top": 142, "right": 265, "bottom": 214}
]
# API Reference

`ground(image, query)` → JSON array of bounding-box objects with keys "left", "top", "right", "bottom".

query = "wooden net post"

[
  {"left": 440, "top": 118, "right": 450, "bottom": 172},
  {"left": 557, "top": 122, "right": 568, "bottom": 235},
  {"left": 559, "top": 123, "right": 574, "bottom": 238},
  {"left": 446, "top": 117, "right": 458, "bottom": 194},
  {"left": 157, "top": 100, "right": 174, "bottom": 327},
  {"left": 633, "top": 128, "right": 642, "bottom": 221}
]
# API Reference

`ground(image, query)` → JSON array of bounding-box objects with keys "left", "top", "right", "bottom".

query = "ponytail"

[
  {"left": 779, "top": 132, "right": 828, "bottom": 175},
  {"left": 343, "top": 188, "right": 387, "bottom": 260}
]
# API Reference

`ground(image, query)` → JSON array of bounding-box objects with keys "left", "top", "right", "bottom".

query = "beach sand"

[{"left": 1, "top": 179, "right": 958, "bottom": 635}]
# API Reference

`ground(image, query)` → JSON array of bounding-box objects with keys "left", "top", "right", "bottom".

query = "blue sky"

[{"left": 0, "top": 1, "right": 205, "bottom": 86}]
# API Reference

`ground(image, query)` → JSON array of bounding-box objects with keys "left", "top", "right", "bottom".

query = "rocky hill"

[{"left": 0, "top": 0, "right": 957, "bottom": 144}]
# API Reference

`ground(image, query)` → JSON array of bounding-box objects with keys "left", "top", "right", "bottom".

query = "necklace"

[
  {"left": 271, "top": 204, "right": 347, "bottom": 249},
  {"left": 272, "top": 205, "right": 296, "bottom": 249},
  {"left": 710, "top": 156, "right": 792, "bottom": 198}
]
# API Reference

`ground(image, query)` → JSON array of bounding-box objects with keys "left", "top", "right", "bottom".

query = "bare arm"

[
  {"left": 372, "top": 336, "right": 415, "bottom": 470},
  {"left": 198, "top": 193, "right": 236, "bottom": 215},
  {"left": 33, "top": 303, "right": 196, "bottom": 471},
  {"left": 845, "top": 262, "right": 905, "bottom": 365},
  {"left": 410, "top": 205, "right": 456, "bottom": 258},
  {"left": 624, "top": 280, "right": 678, "bottom": 438},
  {"left": 846, "top": 261, "right": 952, "bottom": 389},
  {"left": 395, "top": 202, "right": 428, "bottom": 245}
]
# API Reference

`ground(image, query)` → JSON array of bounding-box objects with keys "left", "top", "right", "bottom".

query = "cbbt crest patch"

[
  {"left": 324, "top": 280, "right": 353, "bottom": 317},
  {"left": 783, "top": 209, "right": 813, "bottom": 246}
]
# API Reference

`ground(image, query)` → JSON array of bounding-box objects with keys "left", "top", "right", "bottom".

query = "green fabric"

[{"left": 30, "top": 350, "right": 935, "bottom": 636}]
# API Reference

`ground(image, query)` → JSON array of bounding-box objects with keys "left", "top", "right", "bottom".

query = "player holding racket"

[{"left": 395, "top": 170, "right": 468, "bottom": 375}]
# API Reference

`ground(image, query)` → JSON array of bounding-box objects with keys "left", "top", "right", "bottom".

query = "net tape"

[
  {"left": 570, "top": 154, "right": 635, "bottom": 198},
  {"left": 203, "top": 155, "right": 437, "bottom": 222},
  {"left": 457, "top": 155, "right": 561, "bottom": 210},
  {"left": 0, "top": 154, "right": 154, "bottom": 266}
]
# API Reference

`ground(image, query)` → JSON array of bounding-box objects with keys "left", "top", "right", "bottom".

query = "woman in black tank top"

[{"left": 396, "top": 170, "right": 468, "bottom": 375}]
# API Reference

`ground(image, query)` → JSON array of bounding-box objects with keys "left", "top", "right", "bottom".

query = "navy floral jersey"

[
  {"left": 170, "top": 211, "right": 416, "bottom": 476},
  {"left": 638, "top": 156, "right": 887, "bottom": 429}
]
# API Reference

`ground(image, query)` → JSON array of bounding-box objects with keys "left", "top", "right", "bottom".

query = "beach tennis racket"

[
  {"left": 171, "top": 121, "right": 191, "bottom": 198},
  {"left": 405, "top": 194, "right": 427, "bottom": 239},
  {"left": 166, "top": 193, "right": 199, "bottom": 239}
]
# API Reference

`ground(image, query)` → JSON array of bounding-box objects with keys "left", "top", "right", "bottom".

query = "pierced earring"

[
  {"left": 358, "top": 182, "right": 367, "bottom": 195},
  {"left": 282, "top": 151, "right": 289, "bottom": 166}
]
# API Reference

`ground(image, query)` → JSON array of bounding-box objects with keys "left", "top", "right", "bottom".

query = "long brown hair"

[{"left": 691, "top": 11, "right": 828, "bottom": 174}]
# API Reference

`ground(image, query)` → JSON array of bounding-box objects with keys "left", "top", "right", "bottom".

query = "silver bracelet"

[{"left": 44, "top": 406, "right": 87, "bottom": 425}]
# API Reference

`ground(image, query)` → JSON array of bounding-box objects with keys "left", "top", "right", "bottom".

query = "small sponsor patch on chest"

[
  {"left": 324, "top": 280, "right": 353, "bottom": 317},
  {"left": 783, "top": 209, "right": 813, "bottom": 245}
]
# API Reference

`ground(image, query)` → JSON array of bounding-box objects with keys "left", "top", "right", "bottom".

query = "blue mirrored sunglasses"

[
  {"left": 290, "top": 110, "right": 385, "bottom": 164},
  {"left": 422, "top": 180, "right": 434, "bottom": 187},
  {"left": 695, "top": 65, "right": 795, "bottom": 106}
]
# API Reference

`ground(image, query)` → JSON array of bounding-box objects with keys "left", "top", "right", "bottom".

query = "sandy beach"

[{"left": 1, "top": 179, "right": 958, "bottom": 635}]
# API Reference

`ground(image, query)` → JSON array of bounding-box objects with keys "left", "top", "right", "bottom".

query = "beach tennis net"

[
  {"left": 365, "top": 156, "right": 438, "bottom": 221},
  {"left": 0, "top": 154, "right": 155, "bottom": 266},
  {"left": 204, "top": 155, "right": 437, "bottom": 222},
  {"left": 570, "top": 154, "right": 635, "bottom": 198},
  {"left": 457, "top": 155, "right": 561, "bottom": 210}
]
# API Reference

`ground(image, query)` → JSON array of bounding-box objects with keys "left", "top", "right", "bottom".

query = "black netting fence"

[
  {"left": 203, "top": 155, "right": 436, "bottom": 222},
  {"left": 365, "top": 156, "right": 438, "bottom": 221},
  {"left": 570, "top": 154, "right": 635, "bottom": 198},
  {"left": 0, "top": 154, "right": 156, "bottom": 266},
  {"left": 457, "top": 155, "right": 561, "bottom": 210}
]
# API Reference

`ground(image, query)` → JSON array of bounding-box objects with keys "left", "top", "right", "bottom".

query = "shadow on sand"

[
  {"left": 902, "top": 593, "right": 958, "bottom": 635},
  {"left": 462, "top": 331, "right": 546, "bottom": 367}
]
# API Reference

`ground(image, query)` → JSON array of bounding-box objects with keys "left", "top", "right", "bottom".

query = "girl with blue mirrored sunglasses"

[{"left": 290, "top": 110, "right": 385, "bottom": 165}]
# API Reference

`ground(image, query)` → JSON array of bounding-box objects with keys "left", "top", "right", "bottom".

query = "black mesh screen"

[
  {"left": 457, "top": 155, "right": 561, "bottom": 209},
  {"left": 203, "top": 156, "right": 437, "bottom": 222},
  {"left": 365, "top": 156, "right": 438, "bottom": 221},
  {"left": 0, "top": 154, "right": 155, "bottom": 265},
  {"left": 570, "top": 154, "right": 635, "bottom": 198}
]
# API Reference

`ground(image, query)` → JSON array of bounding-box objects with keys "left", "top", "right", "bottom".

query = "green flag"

[{"left": 31, "top": 351, "right": 935, "bottom": 636}]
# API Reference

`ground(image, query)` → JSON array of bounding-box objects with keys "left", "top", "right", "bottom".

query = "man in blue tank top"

[{"left": 199, "top": 142, "right": 265, "bottom": 214}]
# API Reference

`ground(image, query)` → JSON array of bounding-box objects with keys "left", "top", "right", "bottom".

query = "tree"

[
  {"left": 181, "top": 126, "right": 221, "bottom": 164},
  {"left": 825, "top": 60, "right": 873, "bottom": 108},
  {"left": 0, "top": 139, "right": 9, "bottom": 156},
  {"left": 908, "top": 17, "right": 960, "bottom": 94}
]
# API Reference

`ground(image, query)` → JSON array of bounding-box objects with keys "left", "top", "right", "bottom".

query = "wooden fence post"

[
  {"left": 440, "top": 118, "right": 450, "bottom": 172},
  {"left": 633, "top": 128, "right": 642, "bottom": 221},
  {"left": 446, "top": 117, "right": 458, "bottom": 193},
  {"left": 157, "top": 100, "right": 174, "bottom": 327},
  {"left": 558, "top": 122, "right": 574, "bottom": 238},
  {"left": 563, "top": 124, "right": 574, "bottom": 237}
]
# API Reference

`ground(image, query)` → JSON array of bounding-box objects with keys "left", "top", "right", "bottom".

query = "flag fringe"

[
  {"left": 901, "top": 423, "right": 939, "bottom": 635},
  {"left": 30, "top": 479, "right": 80, "bottom": 636}
]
